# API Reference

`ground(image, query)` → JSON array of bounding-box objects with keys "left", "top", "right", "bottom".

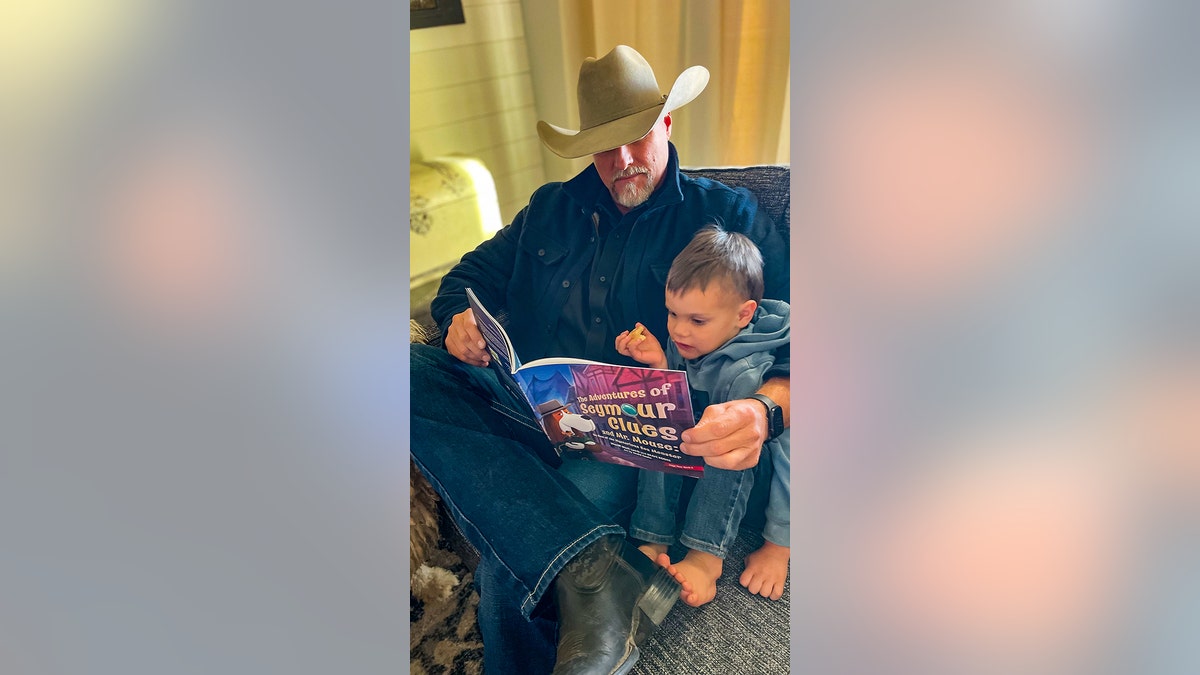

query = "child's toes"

[
  {"left": 740, "top": 571, "right": 761, "bottom": 595},
  {"left": 738, "top": 568, "right": 754, "bottom": 589}
]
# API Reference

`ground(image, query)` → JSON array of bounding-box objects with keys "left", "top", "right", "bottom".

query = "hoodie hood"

[
  {"left": 705, "top": 298, "right": 790, "bottom": 363},
  {"left": 673, "top": 298, "right": 790, "bottom": 404}
]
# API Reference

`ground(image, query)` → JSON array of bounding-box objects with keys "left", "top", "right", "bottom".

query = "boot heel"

[{"left": 636, "top": 567, "right": 680, "bottom": 625}]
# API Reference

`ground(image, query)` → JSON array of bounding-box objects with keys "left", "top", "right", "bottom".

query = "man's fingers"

[
  {"left": 447, "top": 334, "right": 487, "bottom": 366},
  {"left": 681, "top": 403, "right": 747, "bottom": 447},
  {"left": 704, "top": 446, "right": 759, "bottom": 471},
  {"left": 456, "top": 332, "right": 487, "bottom": 358},
  {"left": 679, "top": 400, "right": 767, "bottom": 470},
  {"left": 458, "top": 312, "right": 485, "bottom": 348},
  {"left": 681, "top": 417, "right": 731, "bottom": 447},
  {"left": 679, "top": 431, "right": 741, "bottom": 459},
  {"left": 446, "top": 308, "right": 491, "bottom": 366},
  {"left": 681, "top": 432, "right": 758, "bottom": 469}
]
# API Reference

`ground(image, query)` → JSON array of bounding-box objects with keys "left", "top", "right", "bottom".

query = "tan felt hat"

[{"left": 537, "top": 45, "right": 709, "bottom": 159}]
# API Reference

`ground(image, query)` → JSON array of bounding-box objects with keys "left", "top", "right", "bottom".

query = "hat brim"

[{"left": 538, "top": 65, "right": 709, "bottom": 159}]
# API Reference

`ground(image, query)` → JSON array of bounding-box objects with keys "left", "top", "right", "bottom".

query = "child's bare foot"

[
  {"left": 637, "top": 542, "right": 669, "bottom": 562},
  {"left": 739, "top": 540, "right": 790, "bottom": 600},
  {"left": 655, "top": 550, "right": 722, "bottom": 607}
]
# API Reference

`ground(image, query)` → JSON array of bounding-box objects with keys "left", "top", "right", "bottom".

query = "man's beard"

[{"left": 610, "top": 166, "right": 653, "bottom": 209}]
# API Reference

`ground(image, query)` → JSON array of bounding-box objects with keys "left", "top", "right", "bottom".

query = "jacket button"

[
  {"left": 562, "top": 280, "right": 570, "bottom": 288},
  {"left": 599, "top": 276, "right": 606, "bottom": 283},
  {"left": 593, "top": 316, "right": 602, "bottom": 324},
  {"left": 537, "top": 249, "right": 545, "bottom": 256}
]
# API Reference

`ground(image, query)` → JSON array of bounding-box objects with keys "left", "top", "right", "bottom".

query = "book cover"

[{"left": 466, "top": 288, "right": 703, "bottom": 476}]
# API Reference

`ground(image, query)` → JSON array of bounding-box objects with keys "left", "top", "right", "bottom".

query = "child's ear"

[{"left": 737, "top": 300, "right": 757, "bottom": 328}]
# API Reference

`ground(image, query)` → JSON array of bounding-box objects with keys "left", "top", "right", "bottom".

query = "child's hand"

[{"left": 615, "top": 323, "right": 668, "bottom": 369}]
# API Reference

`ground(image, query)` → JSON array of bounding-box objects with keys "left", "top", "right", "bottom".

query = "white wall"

[{"left": 410, "top": 0, "right": 547, "bottom": 223}]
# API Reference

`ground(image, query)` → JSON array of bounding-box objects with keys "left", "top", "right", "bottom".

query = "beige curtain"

[{"left": 522, "top": 0, "right": 790, "bottom": 182}]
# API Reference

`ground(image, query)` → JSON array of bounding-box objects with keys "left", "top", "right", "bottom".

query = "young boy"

[{"left": 615, "top": 225, "right": 790, "bottom": 607}]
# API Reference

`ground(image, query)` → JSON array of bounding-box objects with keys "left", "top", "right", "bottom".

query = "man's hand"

[
  {"left": 444, "top": 308, "right": 490, "bottom": 366},
  {"left": 680, "top": 399, "right": 769, "bottom": 470},
  {"left": 615, "top": 323, "right": 668, "bottom": 369},
  {"left": 681, "top": 377, "right": 790, "bottom": 471}
]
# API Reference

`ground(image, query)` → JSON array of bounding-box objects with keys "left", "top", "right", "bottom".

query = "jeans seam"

[
  {"left": 678, "top": 533, "right": 728, "bottom": 558},
  {"left": 521, "top": 523, "right": 620, "bottom": 616},
  {"left": 489, "top": 399, "right": 542, "bottom": 433},
  {"left": 630, "top": 502, "right": 676, "bottom": 543},
  {"left": 629, "top": 527, "right": 675, "bottom": 545}
]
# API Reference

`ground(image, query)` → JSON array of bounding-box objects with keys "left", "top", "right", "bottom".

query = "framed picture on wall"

[{"left": 410, "top": 0, "right": 465, "bottom": 29}]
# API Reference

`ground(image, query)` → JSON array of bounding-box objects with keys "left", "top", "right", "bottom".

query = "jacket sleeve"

[{"left": 429, "top": 204, "right": 527, "bottom": 339}]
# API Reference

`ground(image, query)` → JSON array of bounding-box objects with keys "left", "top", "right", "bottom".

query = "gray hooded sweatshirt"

[{"left": 667, "top": 298, "right": 791, "bottom": 411}]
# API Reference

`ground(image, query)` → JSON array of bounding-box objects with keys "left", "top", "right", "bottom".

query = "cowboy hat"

[{"left": 537, "top": 45, "right": 709, "bottom": 159}]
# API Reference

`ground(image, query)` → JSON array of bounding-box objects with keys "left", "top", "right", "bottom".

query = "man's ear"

[
  {"left": 663, "top": 113, "right": 672, "bottom": 138},
  {"left": 737, "top": 299, "right": 757, "bottom": 327}
]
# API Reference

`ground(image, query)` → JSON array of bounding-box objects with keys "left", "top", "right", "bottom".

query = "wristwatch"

[{"left": 746, "top": 393, "right": 785, "bottom": 441}]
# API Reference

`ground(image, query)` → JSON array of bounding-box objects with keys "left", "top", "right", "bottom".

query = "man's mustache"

[{"left": 612, "top": 166, "right": 650, "bottom": 182}]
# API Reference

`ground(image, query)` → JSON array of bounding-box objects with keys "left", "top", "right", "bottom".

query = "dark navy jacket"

[{"left": 431, "top": 144, "right": 790, "bottom": 376}]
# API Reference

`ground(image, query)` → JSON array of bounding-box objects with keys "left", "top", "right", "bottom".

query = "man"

[{"left": 411, "top": 45, "right": 790, "bottom": 674}]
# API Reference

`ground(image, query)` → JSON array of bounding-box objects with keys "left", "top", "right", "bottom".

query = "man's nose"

[{"left": 614, "top": 144, "right": 633, "bottom": 168}]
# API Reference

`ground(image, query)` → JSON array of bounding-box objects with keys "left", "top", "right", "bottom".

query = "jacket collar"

[{"left": 563, "top": 142, "right": 684, "bottom": 216}]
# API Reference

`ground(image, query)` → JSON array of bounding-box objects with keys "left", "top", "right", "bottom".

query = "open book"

[{"left": 466, "top": 288, "right": 702, "bottom": 476}]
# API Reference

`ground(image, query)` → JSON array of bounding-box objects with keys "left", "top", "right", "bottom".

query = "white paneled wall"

[{"left": 410, "top": 0, "right": 548, "bottom": 224}]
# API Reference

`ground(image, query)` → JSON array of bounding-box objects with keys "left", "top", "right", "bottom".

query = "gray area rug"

[
  {"left": 633, "top": 531, "right": 791, "bottom": 674},
  {"left": 410, "top": 531, "right": 789, "bottom": 674}
]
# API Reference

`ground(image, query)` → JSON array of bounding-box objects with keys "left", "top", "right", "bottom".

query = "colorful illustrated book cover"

[{"left": 467, "top": 288, "right": 703, "bottom": 476}]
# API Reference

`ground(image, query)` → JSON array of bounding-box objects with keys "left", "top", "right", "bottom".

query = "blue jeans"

[
  {"left": 409, "top": 343, "right": 636, "bottom": 674},
  {"left": 630, "top": 460, "right": 764, "bottom": 558},
  {"left": 763, "top": 433, "right": 790, "bottom": 547},
  {"left": 557, "top": 457, "right": 640, "bottom": 528}
]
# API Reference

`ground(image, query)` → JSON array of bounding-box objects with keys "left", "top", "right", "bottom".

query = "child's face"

[{"left": 665, "top": 284, "right": 757, "bottom": 360}]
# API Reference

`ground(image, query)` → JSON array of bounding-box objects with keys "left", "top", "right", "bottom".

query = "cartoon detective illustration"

[{"left": 535, "top": 399, "right": 598, "bottom": 452}]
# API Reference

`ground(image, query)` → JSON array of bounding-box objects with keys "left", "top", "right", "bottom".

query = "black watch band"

[{"left": 746, "top": 393, "right": 785, "bottom": 441}]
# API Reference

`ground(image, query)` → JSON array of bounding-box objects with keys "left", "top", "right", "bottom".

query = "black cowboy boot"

[{"left": 552, "top": 534, "right": 681, "bottom": 674}]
